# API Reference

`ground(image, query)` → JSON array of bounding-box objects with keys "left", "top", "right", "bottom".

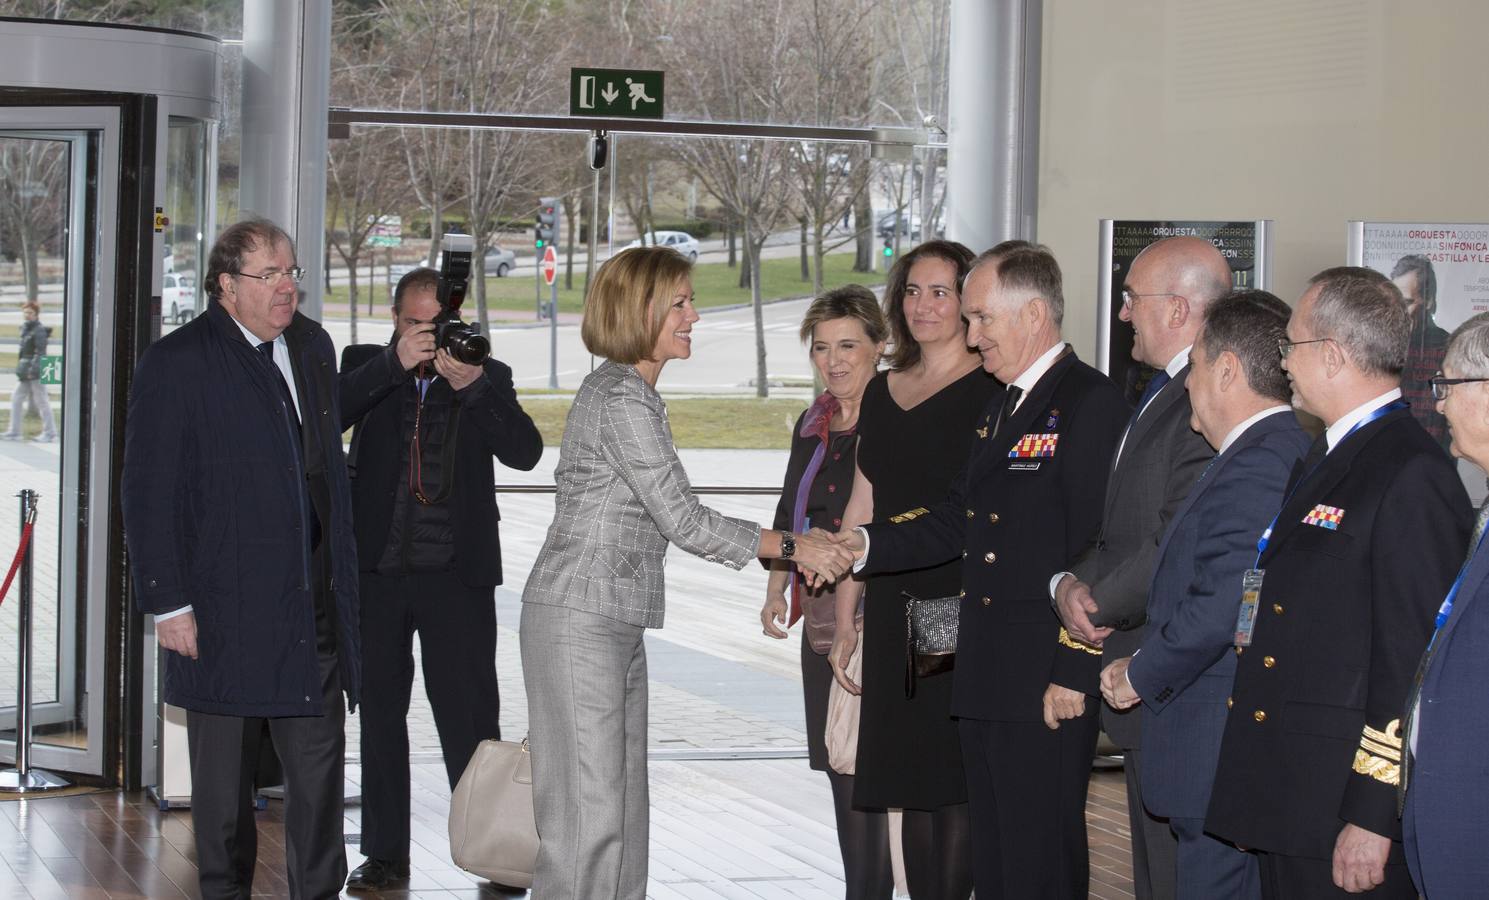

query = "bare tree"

[
  {"left": 784, "top": 0, "right": 880, "bottom": 295},
  {"left": 656, "top": 0, "right": 797, "bottom": 397},
  {"left": 446, "top": 0, "right": 560, "bottom": 332},
  {"left": 0, "top": 139, "right": 67, "bottom": 303},
  {"left": 374, "top": 0, "right": 468, "bottom": 266},
  {"left": 884, "top": 0, "right": 951, "bottom": 237}
]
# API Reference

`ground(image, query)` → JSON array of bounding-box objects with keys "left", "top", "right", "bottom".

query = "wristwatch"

[{"left": 780, "top": 531, "right": 797, "bottom": 560}]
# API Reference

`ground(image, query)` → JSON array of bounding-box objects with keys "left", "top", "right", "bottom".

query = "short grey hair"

[
  {"left": 1445, "top": 311, "right": 1489, "bottom": 377},
  {"left": 1306, "top": 266, "right": 1409, "bottom": 377},
  {"left": 969, "top": 245, "right": 1064, "bottom": 327}
]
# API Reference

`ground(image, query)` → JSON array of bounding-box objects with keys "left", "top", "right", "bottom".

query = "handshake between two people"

[{"left": 789, "top": 527, "right": 866, "bottom": 586}]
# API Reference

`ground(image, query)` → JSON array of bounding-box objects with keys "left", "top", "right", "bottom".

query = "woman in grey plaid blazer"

[{"left": 520, "top": 247, "right": 855, "bottom": 899}]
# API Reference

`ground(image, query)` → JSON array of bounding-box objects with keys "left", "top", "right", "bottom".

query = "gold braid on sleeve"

[
  {"left": 1057, "top": 627, "right": 1103, "bottom": 656},
  {"left": 1351, "top": 719, "right": 1403, "bottom": 786}
]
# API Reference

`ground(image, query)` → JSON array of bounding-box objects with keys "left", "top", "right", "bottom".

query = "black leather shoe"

[{"left": 345, "top": 857, "right": 410, "bottom": 891}]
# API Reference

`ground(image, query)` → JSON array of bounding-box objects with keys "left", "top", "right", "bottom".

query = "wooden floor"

[{"left": 0, "top": 761, "right": 1135, "bottom": 899}]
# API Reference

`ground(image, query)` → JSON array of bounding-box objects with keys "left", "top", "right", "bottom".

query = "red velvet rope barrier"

[{"left": 0, "top": 518, "right": 36, "bottom": 608}]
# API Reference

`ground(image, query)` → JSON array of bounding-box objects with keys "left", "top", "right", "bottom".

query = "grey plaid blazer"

[{"left": 521, "top": 361, "right": 761, "bottom": 628}]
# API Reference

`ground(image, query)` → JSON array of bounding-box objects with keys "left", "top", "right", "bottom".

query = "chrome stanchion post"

[{"left": 1, "top": 490, "right": 69, "bottom": 792}]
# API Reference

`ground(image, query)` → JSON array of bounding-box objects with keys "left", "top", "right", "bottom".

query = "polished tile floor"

[{"left": 0, "top": 762, "right": 1136, "bottom": 898}]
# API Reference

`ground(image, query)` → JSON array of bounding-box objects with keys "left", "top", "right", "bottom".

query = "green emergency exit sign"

[{"left": 570, "top": 68, "right": 665, "bottom": 120}]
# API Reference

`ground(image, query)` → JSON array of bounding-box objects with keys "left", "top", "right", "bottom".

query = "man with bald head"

[
  {"left": 1050, "top": 235, "right": 1226, "bottom": 899},
  {"left": 837, "top": 245, "right": 1129, "bottom": 897}
]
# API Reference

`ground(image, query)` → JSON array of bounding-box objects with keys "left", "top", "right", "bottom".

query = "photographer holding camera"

[{"left": 339, "top": 260, "right": 542, "bottom": 892}]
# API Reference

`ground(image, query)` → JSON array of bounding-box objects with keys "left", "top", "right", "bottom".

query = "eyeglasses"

[
  {"left": 231, "top": 267, "right": 305, "bottom": 288},
  {"left": 1430, "top": 371, "right": 1489, "bottom": 401},
  {"left": 1120, "top": 290, "right": 1182, "bottom": 310},
  {"left": 1277, "top": 337, "right": 1331, "bottom": 359}
]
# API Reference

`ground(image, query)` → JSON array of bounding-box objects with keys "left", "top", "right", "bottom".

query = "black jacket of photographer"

[{"left": 339, "top": 340, "right": 542, "bottom": 586}]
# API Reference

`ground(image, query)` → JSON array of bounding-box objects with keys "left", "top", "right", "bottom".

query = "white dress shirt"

[
  {"left": 1218, "top": 406, "right": 1295, "bottom": 455},
  {"left": 1324, "top": 388, "right": 1403, "bottom": 453}
]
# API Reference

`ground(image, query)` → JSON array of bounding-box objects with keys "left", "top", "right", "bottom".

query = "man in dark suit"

[
  {"left": 1403, "top": 310, "right": 1489, "bottom": 899},
  {"left": 1050, "top": 235, "right": 1224, "bottom": 899},
  {"left": 1205, "top": 267, "right": 1471, "bottom": 898},
  {"left": 122, "top": 218, "right": 361, "bottom": 899},
  {"left": 1101, "top": 291, "right": 1309, "bottom": 898},
  {"left": 837, "top": 245, "right": 1130, "bottom": 898},
  {"left": 339, "top": 267, "right": 542, "bottom": 890}
]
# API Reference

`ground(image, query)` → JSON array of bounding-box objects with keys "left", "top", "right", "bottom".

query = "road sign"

[
  {"left": 368, "top": 214, "right": 402, "bottom": 248},
  {"left": 541, "top": 246, "right": 558, "bottom": 286},
  {"left": 570, "top": 67, "right": 665, "bottom": 120}
]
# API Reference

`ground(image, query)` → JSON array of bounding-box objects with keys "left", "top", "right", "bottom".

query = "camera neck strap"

[{"left": 408, "top": 376, "right": 463, "bottom": 506}]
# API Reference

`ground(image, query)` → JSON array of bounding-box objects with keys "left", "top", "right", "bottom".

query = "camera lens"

[{"left": 449, "top": 330, "right": 490, "bottom": 366}]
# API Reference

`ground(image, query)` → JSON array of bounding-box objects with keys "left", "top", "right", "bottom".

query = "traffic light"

[
  {"left": 535, "top": 197, "right": 556, "bottom": 248},
  {"left": 882, "top": 237, "right": 893, "bottom": 258}
]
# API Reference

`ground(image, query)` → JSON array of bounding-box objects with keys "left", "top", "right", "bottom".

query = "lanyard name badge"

[{"left": 1234, "top": 399, "right": 1407, "bottom": 648}]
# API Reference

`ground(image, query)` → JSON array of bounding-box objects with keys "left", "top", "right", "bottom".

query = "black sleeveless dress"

[{"left": 853, "top": 366, "right": 998, "bottom": 810}]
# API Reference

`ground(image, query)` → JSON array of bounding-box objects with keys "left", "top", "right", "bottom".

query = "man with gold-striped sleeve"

[{"left": 1204, "top": 267, "right": 1471, "bottom": 898}]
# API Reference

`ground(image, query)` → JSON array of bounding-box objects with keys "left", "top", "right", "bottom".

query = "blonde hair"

[{"left": 582, "top": 246, "right": 693, "bottom": 364}]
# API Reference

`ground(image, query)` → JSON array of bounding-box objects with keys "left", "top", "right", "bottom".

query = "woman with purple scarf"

[{"left": 760, "top": 285, "right": 890, "bottom": 896}]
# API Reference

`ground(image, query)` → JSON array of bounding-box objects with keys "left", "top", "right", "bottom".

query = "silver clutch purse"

[{"left": 903, "top": 590, "right": 960, "bottom": 697}]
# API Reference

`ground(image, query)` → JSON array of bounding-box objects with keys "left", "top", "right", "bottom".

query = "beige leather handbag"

[
  {"left": 448, "top": 737, "right": 539, "bottom": 888},
  {"left": 824, "top": 633, "right": 864, "bottom": 774}
]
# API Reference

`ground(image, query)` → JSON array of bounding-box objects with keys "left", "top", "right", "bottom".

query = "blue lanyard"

[
  {"left": 1432, "top": 528, "right": 1489, "bottom": 635},
  {"left": 1253, "top": 400, "right": 1407, "bottom": 565}
]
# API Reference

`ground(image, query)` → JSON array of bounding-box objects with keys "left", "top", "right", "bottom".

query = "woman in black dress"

[
  {"left": 831, "top": 241, "right": 995, "bottom": 900},
  {"left": 761, "top": 285, "right": 892, "bottom": 897}
]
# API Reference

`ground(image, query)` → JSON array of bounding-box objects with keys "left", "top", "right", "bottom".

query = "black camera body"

[{"left": 435, "top": 233, "right": 491, "bottom": 365}]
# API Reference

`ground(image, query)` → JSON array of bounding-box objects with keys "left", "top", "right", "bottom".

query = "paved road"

[{"left": 320, "top": 294, "right": 824, "bottom": 394}]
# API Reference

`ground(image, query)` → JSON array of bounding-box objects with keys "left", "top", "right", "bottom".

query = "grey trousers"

[
  {"left": 520, "top": 602, "right": 649, "bottom": 900},
  {"left": 7, "top": 379, "right": 54, "bottom": 437}
]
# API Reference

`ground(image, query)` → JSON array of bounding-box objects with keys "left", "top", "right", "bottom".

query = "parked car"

[
  {"left": 875, "top": 210, "right": 945, "bottom": 242},
  {"left": 432, "top": 245, "right": 517, "bottom": 278},
  {"left": 625, "top": 231, "right": 700, "bottom": 261},
  {"left": 163, "top": 271, "right": 196, "bottom": 324}
]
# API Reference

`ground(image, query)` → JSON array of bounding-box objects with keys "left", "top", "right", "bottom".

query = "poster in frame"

[{"left": 1349, "top": 221, "right": 1489, "bottom": 493}]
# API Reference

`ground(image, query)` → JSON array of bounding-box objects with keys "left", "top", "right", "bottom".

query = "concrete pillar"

[
  {"left": 946, "top": 0, "right": 1042, "bottom": 252},
  {"left": 240, "top": 0, "right": 330, "bottom": 319}
]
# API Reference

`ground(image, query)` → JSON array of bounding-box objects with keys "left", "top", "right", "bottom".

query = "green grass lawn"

[
  {"left": 321, "top": 251, "right": 884, "bottom": 318},
  {"left": 521, "top": 395, "right": 808, "bottom": 449}
]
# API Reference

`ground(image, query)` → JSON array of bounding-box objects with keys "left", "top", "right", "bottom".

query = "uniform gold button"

[
  {"left": 1235, "top": 646, "right": 1244, "bottom": 656},
  {"left": 962, "top": 550, "right": 968, "bottom": 558},
  {"left": 1263, "top": 656, "right": 1276, "bottom": 668},
  {"left": 1253, "top": 710, "right": 1267, "bottom": 723},
  {"left": 988, "top": 513, "right": 1000, "bottom": 524},
  {"left": 959, "top": 589, "right": 966, "bottom": 598},
  {"left": 984, "top": 552, "right": 997, "bottom": 563},
  {"left": 1272, "top": 603, "right": 1284, "bottom": 615},
  {"left": 966, "top": 509, "right": 974, "bottom": 518},
  {"left": 1226, "top": 697, "right": 1233, "bottom": 709},
  {"left": 982, "top": 596, "right": 992, "bottom": 606}
]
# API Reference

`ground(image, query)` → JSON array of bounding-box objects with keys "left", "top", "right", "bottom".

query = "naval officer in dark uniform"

[
  {"left": 838, "top": 245, "right": 1129, "bottom": 898},
  {"left": 1204, "top": 267, "right": 1471, "bottom": 898}
]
